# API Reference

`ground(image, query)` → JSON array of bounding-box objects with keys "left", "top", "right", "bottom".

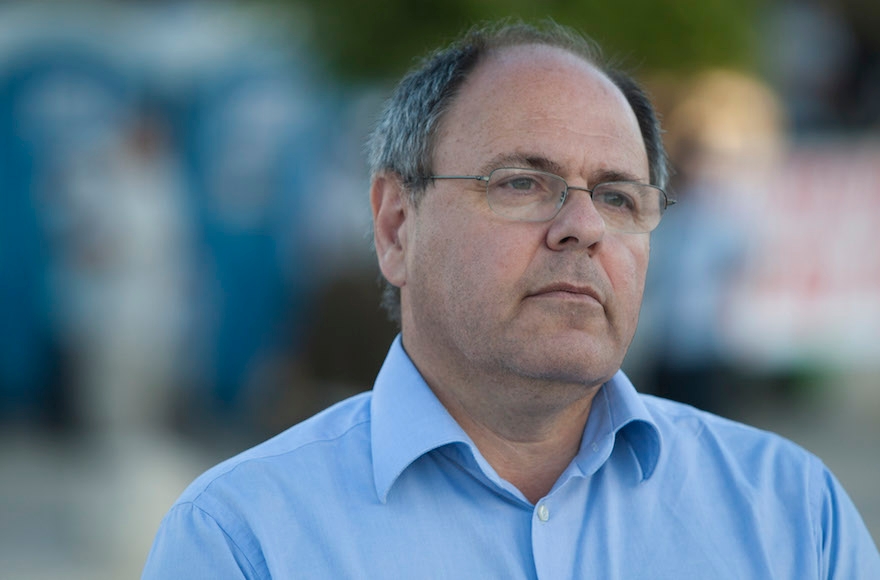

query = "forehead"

[{"left": 434, "top": 44, "right": 648, "bottom": 180}]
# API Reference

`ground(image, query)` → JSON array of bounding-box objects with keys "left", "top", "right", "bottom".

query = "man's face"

[{"left": 394, "top": 44, "right": 651, "bottom": 389}]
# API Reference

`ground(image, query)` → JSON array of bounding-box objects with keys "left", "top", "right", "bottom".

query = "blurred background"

[{"left": 0, "top": 0, "right": 877, "bottom": 577}]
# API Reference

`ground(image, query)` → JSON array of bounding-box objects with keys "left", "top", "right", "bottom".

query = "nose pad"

[{"left": 546, "top": 188, "right": 606, "bottom": 249}]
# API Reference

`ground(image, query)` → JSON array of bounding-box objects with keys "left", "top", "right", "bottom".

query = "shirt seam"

[
  {"left": 183, "top": 500, "right": 265, "bottom": 579},
  {"left": 194, "top": 416, "right": 372, "bottom": 502},
  {"left": 806, "top": 453, "right": 824, "bottom": 577}
]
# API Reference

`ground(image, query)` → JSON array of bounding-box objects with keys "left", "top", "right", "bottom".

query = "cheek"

[
  {"left": 441, "top": 230, "right": 536, "bottom": 329},
  {"left": 409, "top": 213, "right": 492, "bottom": 302},
  {"left": 461, "top": 224, "right": 535, "bottom": 296},
  {"left": 607, "top": 237, "right": 650, "bottom": 314}
]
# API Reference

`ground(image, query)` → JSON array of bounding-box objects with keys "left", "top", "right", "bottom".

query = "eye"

[
  {"left": 511, "top": 177, "right": 536, "bottom": 190},
  {"left": 501, "top": 175, "right": 541, "bottom": 193},
  {"left": 492, "top": 171, "right": 556, "bottom": 196},
  {"left": 594, "top": 186, "right": 637, "bottom": 212}
]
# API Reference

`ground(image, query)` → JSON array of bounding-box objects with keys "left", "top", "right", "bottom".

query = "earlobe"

[{"left": 371, "top": 173, "right": 409, "bottom": 288}]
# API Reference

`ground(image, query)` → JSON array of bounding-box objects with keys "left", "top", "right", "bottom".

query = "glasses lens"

[
  {"left": 592, "top": 182, "right": 664, "bottom": 233},
  {"left": 485, "top": 168, "right": 565, "bottom": 222}
]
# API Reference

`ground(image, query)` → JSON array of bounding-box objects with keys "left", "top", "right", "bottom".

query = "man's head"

[
  {"left": 370, "top": 21, "right": 670, "bottom": 391},
  {"left": 369, "top": 21, "right": 669, "bottom": 325}
]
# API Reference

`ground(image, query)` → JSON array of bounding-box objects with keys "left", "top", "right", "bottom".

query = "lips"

[{"left": 528, "top": 282, "right": 603, "bottom": 304}]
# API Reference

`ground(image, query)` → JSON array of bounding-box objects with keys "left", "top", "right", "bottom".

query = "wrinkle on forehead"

[
  {"left": 433, "top": 43, "right": 649, "bottom": 182},
  {"left": 476, "top": 122, "right": 649, "bottom": 186}
]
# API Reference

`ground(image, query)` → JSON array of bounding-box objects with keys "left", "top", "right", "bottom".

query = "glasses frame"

[{"left": 427, "top": 167, "right": 675, "bottom": 233}]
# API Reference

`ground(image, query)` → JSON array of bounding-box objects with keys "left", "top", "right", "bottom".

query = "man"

[{"left": 144, "top": 21, "right": 880, "bottom": 578}]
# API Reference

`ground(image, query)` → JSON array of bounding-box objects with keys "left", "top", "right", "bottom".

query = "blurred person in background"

[
  {"left": 67, "top": 98, "right": 192, "bottom": 436},
  {"left": 639, "top": 70, "right": 784, "bottom": 415},
  {"left": 144, "top": 20, "right": 880, "bottom": 578}
]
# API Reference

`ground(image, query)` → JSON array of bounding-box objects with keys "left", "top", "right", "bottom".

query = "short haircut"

[{"left": 367, "top": 20, "right": 670, "bottom": 324}]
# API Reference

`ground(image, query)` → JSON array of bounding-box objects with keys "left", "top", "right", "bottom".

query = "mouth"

[{"left": 527, "top": 282, "right": 603, "bottom": 305}]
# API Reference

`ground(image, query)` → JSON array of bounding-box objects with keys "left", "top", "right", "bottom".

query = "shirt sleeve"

[
  {"left": 814, "top": 462, "right": 880, "bottom": 579},
  {"left": 142, "top": 502, "right": 262, "bottom": 580}
]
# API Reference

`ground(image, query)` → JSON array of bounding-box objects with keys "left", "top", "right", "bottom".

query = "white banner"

[{"left": 727, "top": 140, "right": 880, "bottom": 368}]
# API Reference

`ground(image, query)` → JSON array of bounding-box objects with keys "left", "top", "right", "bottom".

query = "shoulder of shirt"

[
  {"left": 635, "top": 393, "right": 843, "bottom": 541},
  {"left": 638, "top": 392, "right": 824, "bottom": 468},
  {"left": 175, "top": 391, "right": 373, "bottom": 504}
]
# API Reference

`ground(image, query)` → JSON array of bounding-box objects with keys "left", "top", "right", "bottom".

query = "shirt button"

[{"left": 537, "top": 504, "right": 550, "bottom": 522}]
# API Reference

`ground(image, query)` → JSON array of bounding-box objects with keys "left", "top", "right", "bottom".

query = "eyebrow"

[
  {"left": 478, "top": 153, "right": 646, "bottom": 185},
  {"left": 478, "top": 153, "right": 565, "bottom": 176},
  {"left": 591, "top": 168, "right": 646, "bottom": 184}
]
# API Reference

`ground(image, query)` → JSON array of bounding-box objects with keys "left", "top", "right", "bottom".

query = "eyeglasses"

[{"left": 427, "top": 167, "right": 674, "bottom": 233}]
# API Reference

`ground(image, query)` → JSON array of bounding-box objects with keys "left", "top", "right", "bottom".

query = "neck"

[
  {"left": 448, "top": 390, "right": 597, "bottom": 503},
  {"left": 412, "top": 349, "right": 600, "bottom": 504}
]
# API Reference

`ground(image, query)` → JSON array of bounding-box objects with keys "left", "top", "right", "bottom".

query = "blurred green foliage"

[{"left": 270, "top": 0, "right": 764, "bottom": 82}]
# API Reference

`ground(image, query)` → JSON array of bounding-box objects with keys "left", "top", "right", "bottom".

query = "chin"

[{"left": 501, "top": 341, "right": 622, "bottom": 388}]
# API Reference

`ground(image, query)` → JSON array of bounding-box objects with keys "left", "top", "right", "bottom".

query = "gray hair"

[{"left": 367, "top": 20, "right": 670, "bottom": 324}]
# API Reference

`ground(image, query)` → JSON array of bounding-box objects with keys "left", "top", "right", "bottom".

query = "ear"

[{"left": 371, "top": 173, "right": 409, "bottom": 288}]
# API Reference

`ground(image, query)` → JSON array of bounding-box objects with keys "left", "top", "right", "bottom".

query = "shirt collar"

[
  {"left": 370, "top": 336, "right": 663, "bottom": 502},
  {"left": 582, "top": 370, "right": 662, "bottom": 481},
  {"left": 370, "top": 336, "right": 473, "bottom": 503}
]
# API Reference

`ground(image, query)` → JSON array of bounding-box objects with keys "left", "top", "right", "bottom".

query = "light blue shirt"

[{"left": 144, "top": 336, "right": 880, "bottom": 578}]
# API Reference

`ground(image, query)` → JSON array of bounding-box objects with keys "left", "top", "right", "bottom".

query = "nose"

[{"left": 545, "top": 187, "right": 606, "bottom": 251}]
